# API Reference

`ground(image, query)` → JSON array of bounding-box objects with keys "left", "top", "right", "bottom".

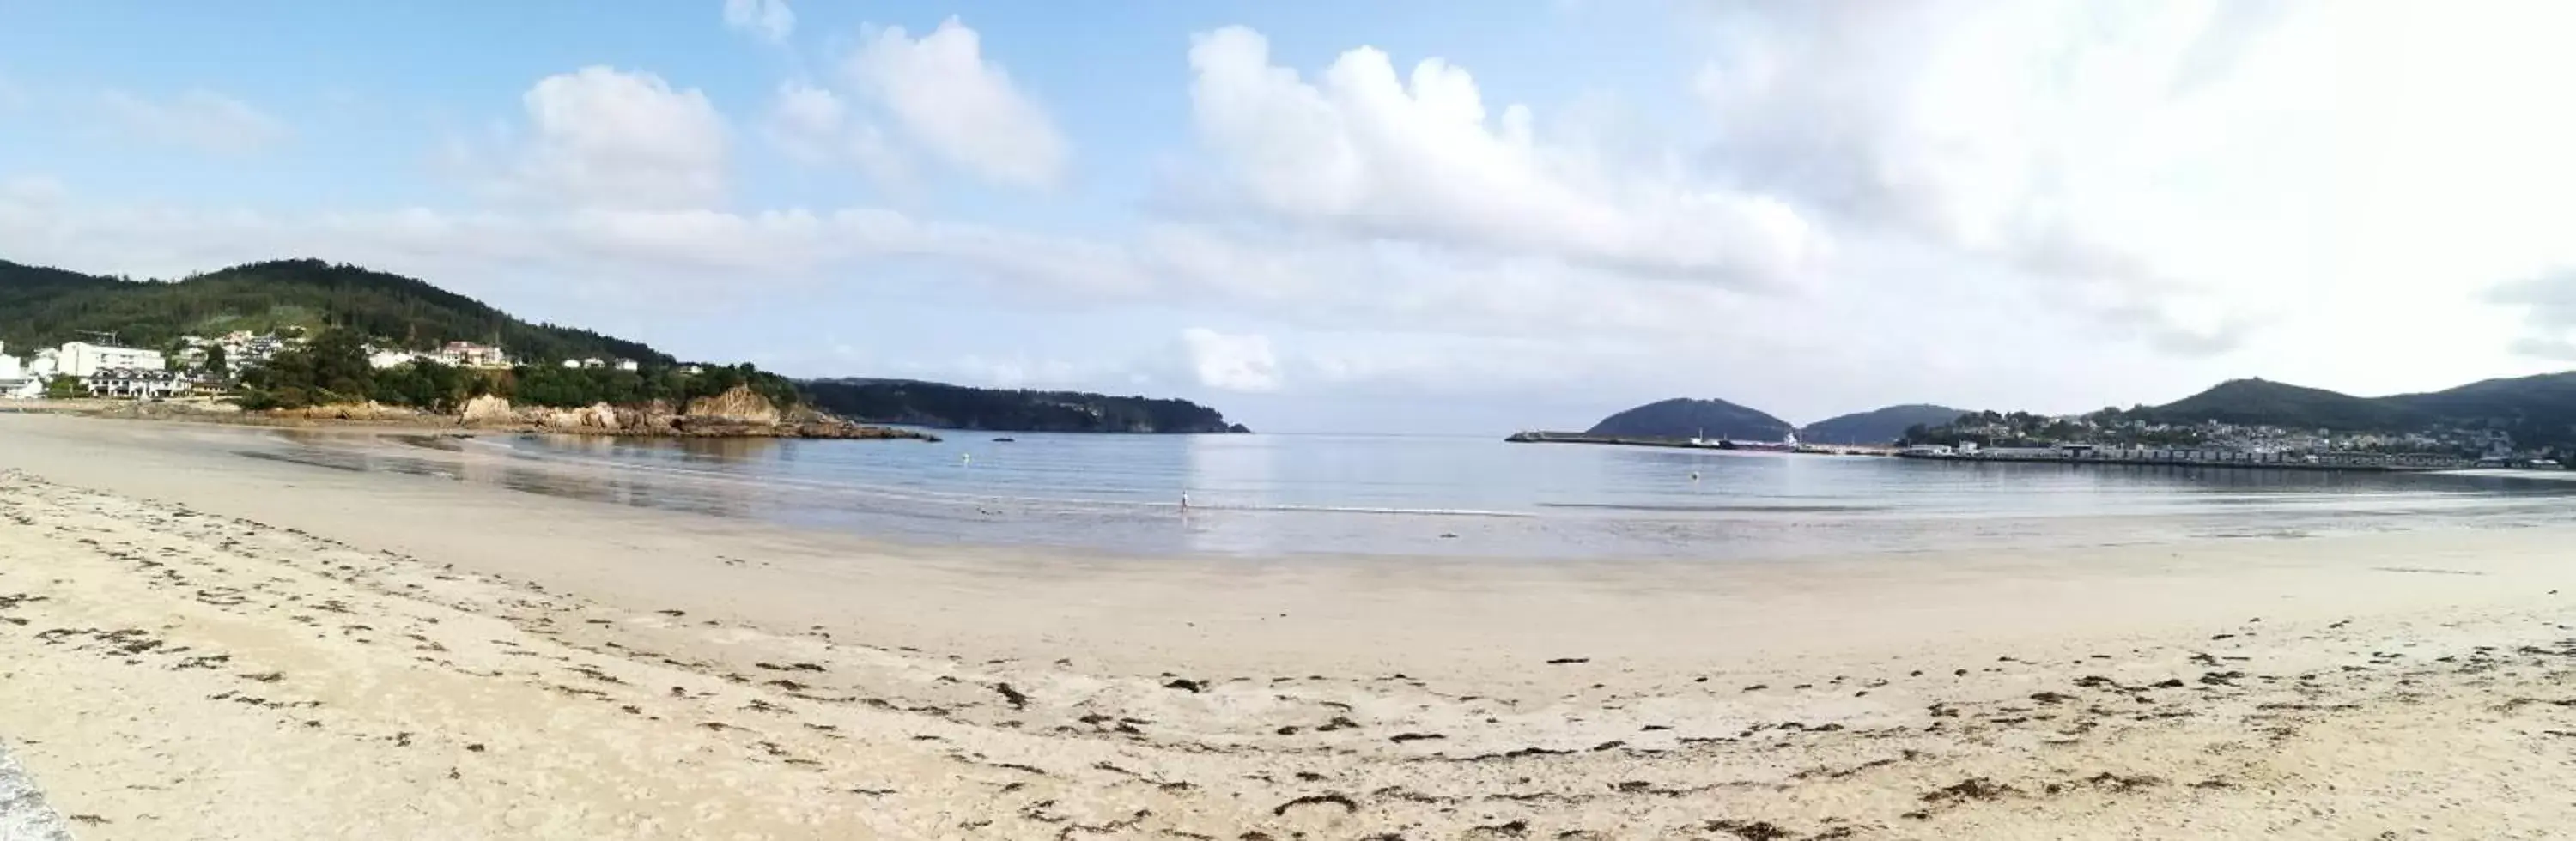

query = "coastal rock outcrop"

[
  {"left": 249, "top": 384, "right": 931, "bottom": 441},
  {"left": 684, "top": 386, "right": 782, "bottom": 425},
  {"left": 536, "top": 402, "right": 623, "bottom": 431},
  {"left": 285, "top": 402, "right": 422, "bottom": 422},
  {"left": 459, "top": 395, "right": 515, "bottom": 424}
]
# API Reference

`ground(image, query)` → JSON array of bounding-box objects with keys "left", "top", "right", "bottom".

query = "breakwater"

[
  {"left": 1501, "top": 431, "right": 1893, "bottom": 455},
  {"left": 1505, "top": 431, "right": 1714, "bottom": 449}
]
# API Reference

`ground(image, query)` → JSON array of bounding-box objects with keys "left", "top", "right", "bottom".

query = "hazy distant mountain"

[
  {"left": 1800, "top": 404, "right": 1965, "bottom": 445},
  {"left": 1584, "top": 397, "right": 1794, "bottom": 440}
]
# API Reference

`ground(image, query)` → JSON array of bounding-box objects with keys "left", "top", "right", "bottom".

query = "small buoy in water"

[
  {"left": 1690, "top": 471, "right": 1700, "bottom": 481},
  {"left": 962, "top": 453, "right": 971, "bottom": 465}
]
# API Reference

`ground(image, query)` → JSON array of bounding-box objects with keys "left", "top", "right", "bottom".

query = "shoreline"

[
  {"left": 0, "top": 398, "right": 943, "bottom": 442},
  {"left": 9, "top": 413, "right": 2576, "bottom": 837}
]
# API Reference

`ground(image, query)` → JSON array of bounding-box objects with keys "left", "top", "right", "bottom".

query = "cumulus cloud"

[
  {"left": 0, "top": 190, "right": 1153, "bottom": 306},
  {"left": 511, "top": 67, "right": 728, "bottom": 209},
  {"left": 1180, "top": 328, "right": 1281, "bottom": 392},
  {"left": 722, "top": 0, "right": 795, "bottom": 43},
  {"left": 97, "top": 90, "right": 289, "bottom": 155},
  {"left": 763, "top": 81, "right": 911, "bottom": 189},
  {"left": 1183, "top": 26, "right": 1818, "bottom": 289},
  {"left": 1685, "top": 0, "right": 2327, "bottom": 354},
  {"left": 843, "top": 18, "right": 1067, "bottom": 188},
  {"left": 764, "top": 81, "right": 845, "bottom": 164}
]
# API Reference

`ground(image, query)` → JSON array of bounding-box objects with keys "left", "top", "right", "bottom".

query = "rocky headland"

[{"left": 29, "top": 386, "right": 939, "bottom": 442}]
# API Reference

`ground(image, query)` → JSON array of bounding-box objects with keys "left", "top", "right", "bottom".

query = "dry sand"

[{"left": 7, "top": 412, "right": 2576, "bottom": 838}]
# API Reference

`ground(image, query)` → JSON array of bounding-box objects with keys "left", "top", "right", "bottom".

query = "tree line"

[
  {"left": 238, "top": 329, "right": 798, "bottom": 413},
  {"left": 0, "top": 257, "right": 665, "bottom": 365},
  {"left": 799, "top": 378, "right": 1243, "bottom": 433}
]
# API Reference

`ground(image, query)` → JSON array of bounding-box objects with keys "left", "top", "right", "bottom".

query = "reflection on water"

[{"left": 234, "top": 429, "right": 2576, "bottom": 561}]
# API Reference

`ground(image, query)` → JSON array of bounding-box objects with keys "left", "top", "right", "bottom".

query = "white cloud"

[
  {"left": 1, "top": 175, "right": 64, "bottom": 206},
  {"left": 0, "top": 191, "right": 1152, "bottom": 306},
  {"left": 1179, "top": 328, "right": 1281, "bottom": 392},
  {"left": 97, "top": 90, "right": 289, "bottom": 155},
  {"left": 722, "top": 0, "right": 795, "bottom": 43},
  {"left": 764, "top": 81, "right": 847, "bottom": 165},
  {"left": 1182, "top": 26, "right": 1820, "bottom": 289},
  {"left": 763, "top": 81, "right": 912, "bottom": 189},
  {"left": 512, "top": 67, "right": 728, "bottom": 209},
  {"left": 844, "top": 18, "right": 1067, "bottom": 188}
]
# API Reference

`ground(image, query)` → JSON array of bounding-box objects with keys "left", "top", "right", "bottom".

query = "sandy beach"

[{"left": 7, "top": 413, "right": 2576, "bottom": 838}]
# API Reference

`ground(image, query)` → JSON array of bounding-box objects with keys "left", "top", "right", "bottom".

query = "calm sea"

[{"left": 270, "top": 431, "right": 2576, "bottom": 561}]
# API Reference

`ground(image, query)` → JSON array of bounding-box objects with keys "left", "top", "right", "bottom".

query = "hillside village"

[
  {"left": 0, "top": 330, "right": 671, "bottom": 402},
  {"left": 1901, "top": 408, "right": 2549, "bottom": 467}
]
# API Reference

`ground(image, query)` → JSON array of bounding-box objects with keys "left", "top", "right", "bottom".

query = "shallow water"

[{"left": 254, "top": 430, "right": 2576, "bottom": 561}]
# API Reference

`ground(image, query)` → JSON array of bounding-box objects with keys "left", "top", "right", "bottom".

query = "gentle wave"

[
  {"left": 341, "top": 433, "right": 1540, "bottom": 519},
  {"left": 1537, "top": 502, "right": 1889, "bottom": 514}
]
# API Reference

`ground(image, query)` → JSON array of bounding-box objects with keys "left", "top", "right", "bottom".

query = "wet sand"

[{"left": 7, "top": 412, "right": 2576, "bottom": 838}]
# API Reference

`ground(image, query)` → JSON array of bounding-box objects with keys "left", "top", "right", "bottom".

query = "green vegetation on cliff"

[
  {"left": 239, "top": 328, "right": 798, "bottom": 413},
  {"left": 0, "top": 257, "right": 664, "bottom": 364},
  {"left": 800, "top": 378, "right": 1247, "bottom": 433}
]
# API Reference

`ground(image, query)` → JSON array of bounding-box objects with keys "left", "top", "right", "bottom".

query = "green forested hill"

[
  {"left": 1583, "top": 397, "right": 1794, "bottom": 440},
  {"left": 1800, "top": 403, "right": 1966, "bottom": 445},
  {"left": 800, "top": 378, "right": 1249, "bottom": 433},
  {"left": 0, "top": 257, "right": 666, "bottom": 363},
  {"left": 2141, "top": 378, "right": 2424, "bottom": 430}
]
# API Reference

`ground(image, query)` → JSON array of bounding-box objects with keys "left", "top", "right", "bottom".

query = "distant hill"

[
  {"left": 1801, "top": 404, "right": 1965, "bottom": 445},
  {"left": 800, "top": 378, "right": 1249, "bottom": 433},
  {"left": 2382, "top": 372, "right": 2576, "bottom": 446},
  {"left": 2142, "top": 378, "right": 2422, "bottom": 431},
  {"left": 2136, "top": 374, "right": 2576, "bottom": 447},
  {"left": 1584, "top": 397, "right": 1793, "bottom": 440},
  {"left": 0, "top": 257, "right": 666, "bottom": 364}
]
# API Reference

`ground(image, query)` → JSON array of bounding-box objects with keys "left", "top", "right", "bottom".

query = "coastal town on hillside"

[
  {"left": 0, "top": 330, "right": 672, "bottom": 402},
  {"left": 1896, "top": 406, "right": 2555, "bottom": 470}
]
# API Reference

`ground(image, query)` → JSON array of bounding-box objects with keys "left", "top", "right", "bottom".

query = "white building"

[
  {"left": 369, "top": 349, "right": 423, "bottom": 370},
  {"left": 84, "top": 366, "right": 187, "bottom": 399},
  {"left": 433, "top": 341, "right": 511, "bottom": 369},
  {"left": 613, "top": 359, "right": 640, "bottom": 372},
  {"left": 216, "top": 331, "right": 295, "bottom": 369},
  {"left": 0, "top": 341, "right": 36, "bottom": 399},
  {"left": 58, "top": 342, "right": 165, "bottom": 378}
]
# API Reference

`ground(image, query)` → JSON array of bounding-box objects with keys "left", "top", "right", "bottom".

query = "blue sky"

[{"left": 9, "top": 1, "right": 2576, "bottom": 433}]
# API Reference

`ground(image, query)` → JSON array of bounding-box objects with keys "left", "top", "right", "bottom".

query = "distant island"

[
  {"left": 0, "top": 257, "right": 1246, "bottom": 435},
  {"left": 1584, "top": 397, "right": 1790, "bottom": 440}
]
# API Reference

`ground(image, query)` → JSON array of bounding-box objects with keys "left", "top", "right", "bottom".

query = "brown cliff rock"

[{"left": 684, "top": 386, "right": 781, "bottom": 425}]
